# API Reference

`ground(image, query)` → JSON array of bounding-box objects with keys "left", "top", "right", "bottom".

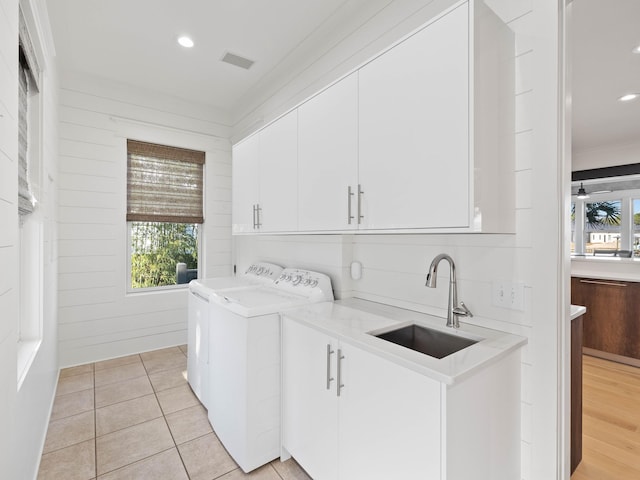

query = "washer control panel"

[{"left": 274, "top": 268, "right": 334, "bottom": 302}]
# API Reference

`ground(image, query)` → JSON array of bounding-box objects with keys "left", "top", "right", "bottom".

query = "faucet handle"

[{"left": 453, "top": 301, "right": 473, "bottom": 318}]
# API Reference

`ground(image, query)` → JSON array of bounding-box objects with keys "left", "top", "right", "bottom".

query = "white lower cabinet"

[{"left": 282, "top": 316, "right": 521, "bottom": 480}]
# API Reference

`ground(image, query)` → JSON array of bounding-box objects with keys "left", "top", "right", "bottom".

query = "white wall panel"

[
  {"left": 59, "top": 122, "right": 117, "bottom": 146},
  {"left": 0, "top": 100, "right": 17, "bottom": 161},
  {"left": 58, "top": 255, "right": 117, "bottom": 274},
  {"left": 6, "top": 1, "right": 62, "bottom": 478},
  {"left": 57, "top": 223, "right": 117, "bottom": 240},
  {"left": 60, "top": 86, "right": 230, "bottom": 141},
  {"left": 58, "top": 271, "right": 117, "bottom": 291},
  {"left": 516, "top": 130, "right": 534, "bottom": 171},
  {"left": 58, "top": 290, "right": 187, "bottom": 324},
  {"left": 573, "top": 140, "right": 640, "bottom": 171},
  {"left": 58, "top": 206, "right": 119, "bottom": 225},
  {"left": 58, "top": 74, "right": 232, "bottom": 367},
  {"left": 59, "top": 140, "right": 119, "bottom": 163},
  {"left": 58, "top": 172, "right": 118, "bottom": 193},
  {"left": 60, "top": 330, "right": 187, "bottom": 368},
  {"left": 0, "top": 1, "right": 18, "bottom": 476},
  {"left": 515, "top": 51, "right": 534, "bottom": 95}
]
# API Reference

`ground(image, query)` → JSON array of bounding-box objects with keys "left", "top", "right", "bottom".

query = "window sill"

[
  {"left": 571, "top": 255, "right": 640, "bottom": 263},
  {"left": 126, "top": 283, "right": 189, "bottom": 296},
  {"left": 17, "top": 338, "right": 42, "bottom": 391}
]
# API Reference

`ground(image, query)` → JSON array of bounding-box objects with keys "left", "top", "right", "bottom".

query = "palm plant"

[
  {"left": 585, "top": 201, "right": 621, "bottom": 228},
  {"left": 571, "top": 201, "right": 621, "bottom": 228}
]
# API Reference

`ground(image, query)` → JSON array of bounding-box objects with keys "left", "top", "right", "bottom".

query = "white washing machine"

[
  {"left": 187, "top": 262, "right": 283, "bottom": 408},
  {"left": 207, "top": 268, "right": 334, "bottom": 473}
]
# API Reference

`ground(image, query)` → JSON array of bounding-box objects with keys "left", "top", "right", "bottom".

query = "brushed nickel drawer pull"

[
  {"left": 326, "top": 344, "right": 335, "bottom": 390},
  {"left": 347, "top": 186, "right": 355, "bottom": 224},
  {"left": 337, "top": 349, "right": 345, "bottom": 397},
  {"left": 579, "top": 279, "right": 627, "bottom": 287}
]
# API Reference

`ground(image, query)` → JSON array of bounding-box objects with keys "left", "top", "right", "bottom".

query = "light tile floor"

[{"left": 38, "top": 345, "right": 312, "bottom": 480}]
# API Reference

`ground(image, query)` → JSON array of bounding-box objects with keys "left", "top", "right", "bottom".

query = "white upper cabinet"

[
  {"left": 358, "top": 3, "right": 469, "bottom": 230},
  {"left": 298, "top": 73, "right": 359, "bottom": 232},
  {"left": 232, "top": 110, "right": 298, "bottom": 233},
  {"left": 231, "top": 0, "right": 514, "bottom": 235},
  {"left": 232, "top": 134, "right": 260, "bottom": 233},
  {"left": 258, "top": 110, "right": 298, "bottom": 232}
]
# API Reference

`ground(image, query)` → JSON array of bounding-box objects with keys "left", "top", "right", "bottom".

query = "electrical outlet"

[
  {"left": 492, "top": 280, "right": 525, "bottom": 311},
  {"left": 509, "top": 282, "right": 525, "bottom": 311}
]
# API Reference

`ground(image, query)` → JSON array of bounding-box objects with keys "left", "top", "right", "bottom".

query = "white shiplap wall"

[
  {"left": 0, "top": 0, "right": 19, "bottom": 475},
  {"left": 233, "top": 1, "right": 565, "bottom": 479},
  {"left": 1, "top": 0, "right": 61, "bottom": 477},
  {"left": 57, "top": 71, "right": 233, "bottom": 367}
]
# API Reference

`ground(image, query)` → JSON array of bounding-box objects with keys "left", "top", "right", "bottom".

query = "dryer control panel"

[{"left": 244, "top": 262, "right": 283, "bottom": 283}]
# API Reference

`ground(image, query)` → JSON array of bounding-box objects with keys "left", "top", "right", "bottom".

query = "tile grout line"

[
  {"left": 93, "top": 362, "right": 97, "bottom": 480},
  {"left": 142, "top": 351, "right": 193, "bottom": 479}
]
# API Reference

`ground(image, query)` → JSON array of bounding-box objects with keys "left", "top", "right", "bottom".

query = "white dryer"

[
  {"left": 187, "top": 262, "right": 283, "bottom": 408},
  {"left": 207, "top": 268, "right": 334, "bottom": 473}
]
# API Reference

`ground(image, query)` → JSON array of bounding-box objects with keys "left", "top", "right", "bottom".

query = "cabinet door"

[
  {"left": 358, "top": 4, "right": 469, "bottom": 230},
  {"left": 338, "top": 342, "right": 441, "bottom": 479},
  {"left": 232, "top": 135, "right": 260, "bottom": 233},
  {"left": 298, "top": 73, "right": 359, "bottom": 231},
  {"left": 282, "top": 318, "right": 338, "bottom": 479},
  {"left": 258, "top": 110, "right": 298, "bottom": 232},
  {"left": 572, "top": 277, "right": 640, "bottom": 359}
]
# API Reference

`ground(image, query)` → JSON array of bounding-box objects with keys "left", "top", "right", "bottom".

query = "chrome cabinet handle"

[
  {"left": 347, "top": 186, "right": 355, "bottom": 224},
  {"left": 256, "top": 204, "right": 262, "bottom": 229},
  {"left": 252, "top": 204, "right": 257, "bottom": 229},
  {"left": 326, "top": 344, "right": 335, "bottom": 390},
  {"left": 357, "top": 185, "right": 364, "bottom": 224},
  {"left": 579, "top": 279, "right": 627, "bottom": 287},
  {"left": 337, "top": 349, "right": 345, "bottom": 397}
]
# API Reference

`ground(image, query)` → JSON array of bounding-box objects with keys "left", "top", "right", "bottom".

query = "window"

[
  {"left": 572, "top": 188, "right": 639, "bottom": 257},
  {"left": 127, "top": 140, "right": 205, "bottom": 290},
  {"left": 584, "top": 200, "right": 622, "bottom": 253},
  {"left": 17, "top": 7, "right": 44, "bottom": 388}
]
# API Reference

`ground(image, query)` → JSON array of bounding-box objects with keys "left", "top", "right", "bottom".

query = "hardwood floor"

[{"left": 571, "top": 355, "right": 640, "bottom": 479}]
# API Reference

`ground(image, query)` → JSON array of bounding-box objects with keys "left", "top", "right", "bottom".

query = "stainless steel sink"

[{"left": 373, "top": 324, "right": 478, "bottom": 359}]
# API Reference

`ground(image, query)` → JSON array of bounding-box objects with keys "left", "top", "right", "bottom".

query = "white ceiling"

[
  {"left": 571, "top": 0, "right": 640, "bottom": 152},
  {"left": 48, "top": 1, "right": 640, "bottom": 152},
  {"left": 47, "top": 0, "right": 356, "bottom": 113}
]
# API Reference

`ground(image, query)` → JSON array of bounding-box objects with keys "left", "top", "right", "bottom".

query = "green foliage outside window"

[{"left": 131, "top": 222, "right": 198, "bottom": 289}]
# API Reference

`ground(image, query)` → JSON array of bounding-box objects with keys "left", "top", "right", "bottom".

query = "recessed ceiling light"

[
  {"left": 178, "top": 36, "right": 194, "bottom": 48},
  {"left": 618, "top": 93, "right": 639, "bottom": 102},
  {"left": 633, "top": 45, "right": 640, "bottom": 54}
]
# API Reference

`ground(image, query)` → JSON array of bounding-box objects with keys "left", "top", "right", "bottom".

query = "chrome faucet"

[{"left": 425, "top": 254, "right": 473, "bottom": 328}]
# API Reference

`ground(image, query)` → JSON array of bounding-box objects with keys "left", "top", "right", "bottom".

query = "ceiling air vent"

[{"left": 221, "top": 52, "right": 255, "bottom": 70}]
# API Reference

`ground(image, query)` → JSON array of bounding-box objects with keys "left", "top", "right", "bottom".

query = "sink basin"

[{"left": 373, "top": 324, "right": 478, "bottom": 359}]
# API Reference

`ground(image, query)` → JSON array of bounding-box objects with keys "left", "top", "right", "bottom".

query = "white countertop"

[
  {"left": 280, "top": 298, "right": 527, "bottom": 386},
  {"left": 571, "top": 256, "right": 640, "bottom": 282},
  {"left": 570, "top": 304, "right": 586, "bottom": 321}
]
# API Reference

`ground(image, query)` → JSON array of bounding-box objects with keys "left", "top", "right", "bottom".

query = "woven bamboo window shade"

[{"left": 127, "top": 140, "right": 205, "bottom": 224}]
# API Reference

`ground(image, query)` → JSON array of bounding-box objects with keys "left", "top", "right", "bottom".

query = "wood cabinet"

[
  {"left": 281, "top": 316, "right": 521, "bottom": 480},
  {"left": 232, "top": 0, "right": 515, "bottom": 235},
  {"left": 232, "top": 110, "right": 298, "bottom": 233},
  {"left": 570, "top": 313, "right": 583, "bottom": 474},
  {"left": 571, "top": 277, "right": 640, "bottom": 360}
]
